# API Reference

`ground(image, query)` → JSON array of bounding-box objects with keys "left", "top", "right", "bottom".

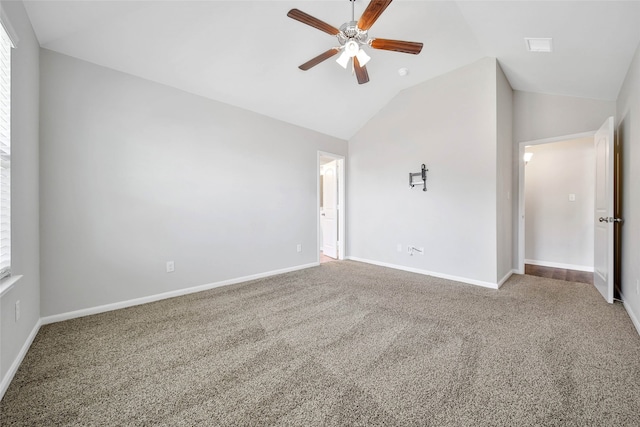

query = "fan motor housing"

[{"left": 337, "top": 21, "right": 369, "bottom": 46}]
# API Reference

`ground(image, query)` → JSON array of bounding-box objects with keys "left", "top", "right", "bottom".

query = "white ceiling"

[{"left": 23, "top": 0, "right": 640, "bottom": 140}]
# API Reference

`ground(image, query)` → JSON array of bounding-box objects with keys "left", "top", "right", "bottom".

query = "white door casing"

[
  {"left": 593, "top": 116, "right": 615, "bottom": 304},
  {"left": 322, "top": 160, "right": 338, "bottom": 259}
]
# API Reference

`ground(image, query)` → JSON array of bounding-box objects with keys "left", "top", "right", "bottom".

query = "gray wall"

[
  {"left": 0, "top": 1, "right": 40, "bottom": 389},
  {"left": 513, "top": 91, "right": 616, "bottom": 143},
  {"left": 616, "top": 41, "right": 640, "bottom": 330},
  {"left": 496, "top": 62, "right": 514, "bottom": 281},
  {"left": 347, "top": 58, "right": 503, "bottom": 286},
  {"left": 39, "top": 49, "right": 346, "bottom": 317},
  {"left": 524, "top": 138, "right": 595, "bottom": 269}
]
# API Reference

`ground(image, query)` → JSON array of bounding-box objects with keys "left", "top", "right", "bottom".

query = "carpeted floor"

[{"left": 2, "top": 261, "right": 640, "bottom": 426}]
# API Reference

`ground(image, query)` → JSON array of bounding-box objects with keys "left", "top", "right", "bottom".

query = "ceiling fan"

[{"left": 287, "top": 0, "right": 423, "bottom": 85}]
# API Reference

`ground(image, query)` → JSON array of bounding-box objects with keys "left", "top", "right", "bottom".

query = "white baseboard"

[
  {"left": 498, "top": 270, "right": 517, "bottom": 289},
  {"left": 524, "top": 259, "right": 594, "bottom": 272},
  {"left": 620, "top": 293, "right": 640, "bottom": 337},
  {"left": 41, "top": 262, "right": 319, "bottom": 325},
  {"left": 0, "top": 318, "right": 42, "bottom": 401},
  {"left": 347, "top": 257, "right": 499, "bottom": 290}
]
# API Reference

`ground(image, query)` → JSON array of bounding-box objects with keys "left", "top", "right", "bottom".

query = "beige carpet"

[{"left": 2, "top": 261, "right": 640, "bottom": 426}]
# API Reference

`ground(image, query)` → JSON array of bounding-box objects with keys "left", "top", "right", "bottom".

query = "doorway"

[
  {"left": 318, "top": 152, "right": 345, "bottom": 263},
  {"left": 518, "top": 132, "right": 596, "bottom": 274}
]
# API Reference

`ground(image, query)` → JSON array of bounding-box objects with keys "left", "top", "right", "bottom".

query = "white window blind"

[{"left": 0, "top": 23, "right": 11, "bottom": 280}]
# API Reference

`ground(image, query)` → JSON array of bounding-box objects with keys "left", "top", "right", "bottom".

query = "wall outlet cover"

[
  {"left": 407, "top": 246, "right": 424, "bottom": 255},
  {"left": 166, "top": 261, "right": 175, "bottom": 273}
]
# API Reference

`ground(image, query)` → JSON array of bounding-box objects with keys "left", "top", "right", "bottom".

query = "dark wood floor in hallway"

[{"left": 525, "top": 264, "right": 593, "bottom": 285}]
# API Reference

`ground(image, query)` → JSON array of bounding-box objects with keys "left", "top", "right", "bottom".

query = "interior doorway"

[
  {"left": 318, "top": 152, "right": 345, "bottom": 263},
  {"left": 517, "top": 131, "right": 596, "bottom": 274}
]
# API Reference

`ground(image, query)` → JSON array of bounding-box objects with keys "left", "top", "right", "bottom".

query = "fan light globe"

[
  {"left": 336, "top": 51, "right": 350, "bottom": 68},
  {"left": 345, "top": 40, "right": 359, "bottom": 57},
  {"left": 356, "top": 49, "right": 371, "bottom": 66}
]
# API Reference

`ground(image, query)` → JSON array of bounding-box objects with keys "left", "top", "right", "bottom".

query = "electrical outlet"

[
  {"left": 636, "top": 279, "right": 639, "bottom": 295},
  {"left": 397, "top": 244, "right": 402, "bottom": 253},
  {"left": 297, "top": 244, "right": 302, "bottom": 253},
  {"left": 407, "top": 246, "right": 425, "bottom": 256},
  {"left": 569, "top": 193, "right": 576, "bottom": 202},
  {"left": 15, "top": 300, "right": 20, "bottom": 322},
  {"left": 166, "top": 261, "right": 175, "bottom": 273}
]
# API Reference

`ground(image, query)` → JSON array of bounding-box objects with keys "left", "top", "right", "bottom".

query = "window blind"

[{"left": 0, "top": 24, "right": 11, "bottom": 280}]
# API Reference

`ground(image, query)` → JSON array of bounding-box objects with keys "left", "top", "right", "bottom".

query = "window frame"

[{"left": 0, "top": 11, "right": 19, "bottom": 295}]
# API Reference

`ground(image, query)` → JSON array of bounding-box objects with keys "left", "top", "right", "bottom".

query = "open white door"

[
  {"left": 593, "top": 117, "right": 616, "bottom": 303},
  {"left": 321, "top": 160, "right": 338, "bottom": 259}
]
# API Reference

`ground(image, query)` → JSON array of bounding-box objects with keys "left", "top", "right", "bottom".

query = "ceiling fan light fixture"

[
  {"left": 344, "top": 40, "right": 360, "bottom": 57},
  {"left": 336, "top": 50, "right": 351, "bottom": 68},
  {"left": 356, "top": 48, "right": 371, "bottom": 67},
  {"left": 287, "top": 1, "right": 423, "bottom": 84}
]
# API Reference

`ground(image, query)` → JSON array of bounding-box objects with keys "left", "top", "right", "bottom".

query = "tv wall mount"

[{"left": 409, "top": 164, "right": 428, "bottom": 192}]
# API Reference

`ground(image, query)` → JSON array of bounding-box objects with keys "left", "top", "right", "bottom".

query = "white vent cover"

[{"left": 525, "top": 38, "right": 553, "bottom": 53}]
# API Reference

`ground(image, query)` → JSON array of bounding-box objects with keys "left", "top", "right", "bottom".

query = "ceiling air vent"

[{"left": 525, "top": 38, "right": 553, "bottom": 53}]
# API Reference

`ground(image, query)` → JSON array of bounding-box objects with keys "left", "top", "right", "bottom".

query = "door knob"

[{"left": 599, "top": 217, "right": 623, "bottom": 223}]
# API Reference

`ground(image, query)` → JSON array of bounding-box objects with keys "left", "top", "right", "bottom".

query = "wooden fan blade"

[
  {"left": 354, "top": 56, "right": 370, "bottom": 85},
  {"left": 287, "top": 9, "right": 340, "bottom": 36},
  {"left": 299, "top": 48, "right": 340, "bottom": 71},
  {"left": 357, "top": 0, "right": 393, "bottom": 31},
  {"left": 370, "top": 38, "right": 423, "bottom": 54}
]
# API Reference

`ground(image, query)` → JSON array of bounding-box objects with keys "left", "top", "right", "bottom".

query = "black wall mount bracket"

[{"left": 409, "top": 164, "right": 428, "bottom": 192}]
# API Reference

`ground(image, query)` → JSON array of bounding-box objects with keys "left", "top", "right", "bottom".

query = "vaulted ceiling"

[{"left": 23, "top": 1, "right": 640, "bottom": 140}]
